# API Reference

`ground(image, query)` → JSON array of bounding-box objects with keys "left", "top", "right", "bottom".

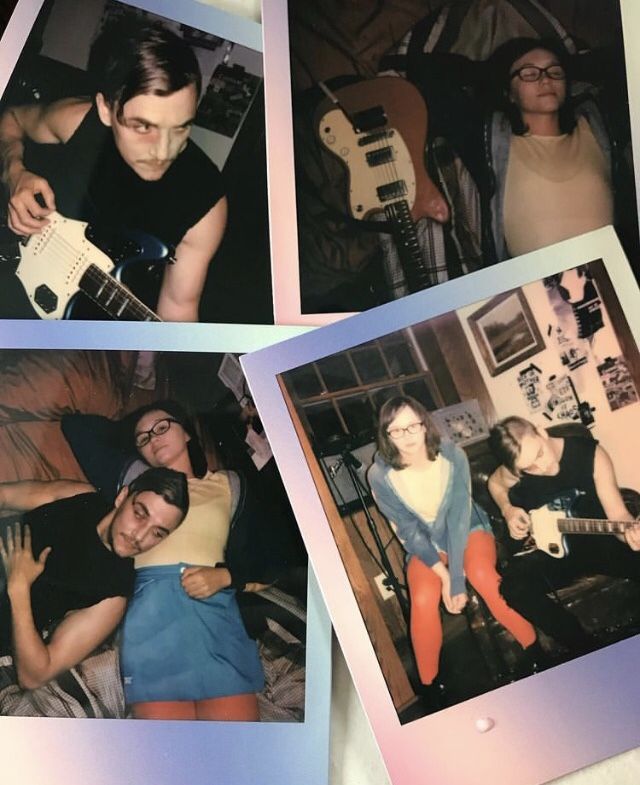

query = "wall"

[{"left": 456, "top": 273, "right": 640, "bottom": 489}]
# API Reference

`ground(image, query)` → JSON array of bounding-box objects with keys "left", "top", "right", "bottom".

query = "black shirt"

[
  {"left": 509, "top": 436, "right": 605, "bottom": 519},
  {"left": 0, "top": 493, "right": 134, "bottom": 655}
]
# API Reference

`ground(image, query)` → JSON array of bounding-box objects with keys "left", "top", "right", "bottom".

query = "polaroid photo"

[
  {"left": 0, "top": 319, "right": 331, "bottom": 785},
  {"left": 242, "top": 227, "right": 640, "bottom": 785},
  {"left": 0, "top": 0, "right": 271, "bottom": 323},
  {"left": 263, "top": 0, "right": 640, "bottom": 325}
]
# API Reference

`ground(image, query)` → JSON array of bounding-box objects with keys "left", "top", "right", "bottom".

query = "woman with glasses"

[
  {"left": 367, "top": 396, "right": 535, "bottom": 707},
  {"left": 485, "top": 37, "right": 616, "bottom": 260},
  {"left": 119, "top": 400, "right": 264, "bottom": 721}
]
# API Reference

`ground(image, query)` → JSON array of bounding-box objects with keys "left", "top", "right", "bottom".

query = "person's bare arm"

[
  {"left": 593, "top": 444, "right": 640, "bottom": 550},
  {"left": 155, "top": 196, "right": 228, "bottom": 322},
  {"left": 488, "top": 465, "right": 531, "bottom": 539},
  {"left": 0, "top": 522, "right": 125, "bottom": 689},
  {"left": 0, "top": 479, "right": 93, "bottom": 514},
  {"left": 0, "top": 98, "right": 89, "bottom": 234}
]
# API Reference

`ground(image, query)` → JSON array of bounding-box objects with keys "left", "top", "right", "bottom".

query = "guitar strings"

[{"left": 31, "top": 228, "right": 157, "bottom": 319}]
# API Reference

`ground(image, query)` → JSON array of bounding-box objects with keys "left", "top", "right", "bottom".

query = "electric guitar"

[
  {"left": 511, "top": 489, "right": 639, "bottom": 558},
  {"left": 315, "top": 76, "right": 448, "bottom": 294},
  {"left": 1, "top": 211, "right": 169, "bottom": 320}
]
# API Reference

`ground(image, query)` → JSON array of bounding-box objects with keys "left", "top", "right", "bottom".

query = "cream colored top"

[
  {"left": 503, "top": 116, "right": 613, "bottom": 257},
  {"left": 135, "top": 471, "right": 231, "bottom": 568},
  {"left": 389, "top": 453, "right": 450, "bottom": 529}
]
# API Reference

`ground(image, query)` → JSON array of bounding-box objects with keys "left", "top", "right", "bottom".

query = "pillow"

[{"left": 61, "top": 413, "right": 141, "bottom": 502}]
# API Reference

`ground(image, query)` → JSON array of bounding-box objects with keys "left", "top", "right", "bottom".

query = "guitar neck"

[
  {"left": 558, "top": 517, "right": 633, "bottom": 535},
  {"left": 80, "top": 264, "right": 161, "bottom": 322},
  {"left": 384, "top": 200, "right": 435, "bottom": 292}
]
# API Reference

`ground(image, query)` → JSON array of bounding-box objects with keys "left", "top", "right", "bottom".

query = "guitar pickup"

[
  {"left": 366, "top": 146, "right": 394, "bottom": 167},
  {"left": 358, "top": 130, "right": 393, "bottom": 147},
  {"left": 377, "top": 181, "right": 407, "bottom": 202},
  {"left": 352, "top": 106, "right": 387, "bottom": 133}
]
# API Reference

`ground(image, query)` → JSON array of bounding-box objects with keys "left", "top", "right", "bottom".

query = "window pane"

[
  {"left": 305, "top": 402, "right": 344, "bottom": 447},
  {"left": 286, "top": 364, "right": 323, "bottom": 399},
  {"left": 370, "top": 385, "right": 400, "bottom": 414},
  {"left": 401, "top": 379, "right": 436, "bottom": 410},
  {"left": 381, "top": 341, "right": 417, "bottom": 376},
  {"left": 338, "top": 395, "right": 375, "bottom": 440},
  {"left": 316, "top": 354, "right": 357, "bottom": 392},
  {"left": 351, "top": 347, "right": 388, "bottom": 384}
]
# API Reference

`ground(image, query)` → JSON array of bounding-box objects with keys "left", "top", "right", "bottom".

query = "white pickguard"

[
  {"left": 318, "top": 109, "right": 416, "bottom": 219},
  {"left": 529, "top": 505, "right": 568, "bottom": 558},
  {"left": 16, "top": 211, "right": 115, "bottom": 319}
]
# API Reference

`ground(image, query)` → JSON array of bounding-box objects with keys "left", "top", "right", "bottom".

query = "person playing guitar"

[
  {"left": 0, "top": 15, "right": 227, "bottom": 322},
  {"left": 488, "top": 416, "right": 640, "bottom": 659}
]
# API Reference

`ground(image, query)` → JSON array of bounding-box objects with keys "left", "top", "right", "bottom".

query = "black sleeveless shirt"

[
  {"left": 508, "top": 436, "right": 605, "bottom": 518},
  {"left": 23, "top": 103, "right": 225, "bottom": 248}
]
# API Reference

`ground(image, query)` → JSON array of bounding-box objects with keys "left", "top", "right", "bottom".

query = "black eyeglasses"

[
  {"left": 135, "top": 417, "right": 179, "bottom": 448},
  {"left": 510, "top": 64, "right": 566, "bottom": 82},
  {"left": 387, "top": 421, "right": 424, "bottom": 440}
]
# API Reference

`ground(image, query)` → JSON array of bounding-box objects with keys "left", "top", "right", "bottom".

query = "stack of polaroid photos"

[{"left": 0, "top": 2, "right": 639, "bottom": 785}]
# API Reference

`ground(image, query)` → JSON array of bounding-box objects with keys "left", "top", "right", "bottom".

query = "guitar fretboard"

[
  {"left": 80, "top": 264, "right": 160, "bottom": 322},
  {"left": 558, "top": 517, "right": 633, "bottom": 535},
  {"left": 384, "top": 200, "right": 435, "bottom": 292}
]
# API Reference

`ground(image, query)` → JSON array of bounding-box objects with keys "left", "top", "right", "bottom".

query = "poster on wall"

[{"left": 243, "top": 228, "right": 640, "bottom": 785}]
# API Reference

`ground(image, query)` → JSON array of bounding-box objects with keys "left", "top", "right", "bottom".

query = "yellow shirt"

[
  {"left": 134, "top": 471, "right": 231, "bottom": 568},
  {"left": 503, "top": 116, "right": 613, "bottom": 257}
]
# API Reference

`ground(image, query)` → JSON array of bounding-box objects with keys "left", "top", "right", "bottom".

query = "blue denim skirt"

[{"left": 120, "top": 564, "right": 264, "bottom": 704}]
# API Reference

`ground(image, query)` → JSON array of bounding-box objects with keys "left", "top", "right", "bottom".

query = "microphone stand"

[{"left": 329, "top": 447, "right": 410, "bottom": 623}]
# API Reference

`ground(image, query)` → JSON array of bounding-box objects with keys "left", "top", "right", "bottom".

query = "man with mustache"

[
  {"left": 0, "top": 467, "right": 187, "bottom": 693},
  {"left": 0, "top": 16, "right": 227, "bottom": 321}
]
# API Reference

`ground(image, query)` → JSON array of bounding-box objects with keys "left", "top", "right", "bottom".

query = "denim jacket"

[{"left": 367, "top": 440, "right": 490, "bottom": 596}]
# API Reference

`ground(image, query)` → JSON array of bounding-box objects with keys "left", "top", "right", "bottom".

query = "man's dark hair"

[
  {"left": 127, "top": 466, "right": 189, "bottom": 521},
  {"left": 488, "top": 416, "right": 538, "bottom": 476},
  {"left": 376, "top": 395, "right": 440, "bottom": 470},
  {"left": 88, "top": 16, "right": 202, "bottom": 119},
  {"left": 128, "top": 399, "right": 208, "bottom": 478},
  {"left": 489, "top": 37, "right": 576, "bottom": 136}
]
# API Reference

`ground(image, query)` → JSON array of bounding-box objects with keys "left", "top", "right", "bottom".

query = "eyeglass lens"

[
  {"left": 388, "top": 422, "right": 423, "bottom": 439},
  {"left": 513, "top": 65, "right": 565, "bottom": 82},
  {"left": 135, "top": 418, "right": 173, "bottom": 447}
]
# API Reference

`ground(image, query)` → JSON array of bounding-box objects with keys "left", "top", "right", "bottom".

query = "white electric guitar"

[
  {"left": 13, "top": 211, "right": 167, "bottom": 321},
  {"left": 512, "top": 490, "right": 639, "bottom": 558}
]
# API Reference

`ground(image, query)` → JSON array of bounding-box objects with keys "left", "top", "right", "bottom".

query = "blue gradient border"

[
  {"left": 0, "top": 319, "right": 330, "bottom": 785},
  {"left": 242, "top": 228, "right": 640, "bottom": 785}
]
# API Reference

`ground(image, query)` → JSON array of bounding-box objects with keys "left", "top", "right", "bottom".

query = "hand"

[
  {"left": 504, "top": 505, "right": 531, "bottom": 540},
  {"left": 7, "top": 169, "right": 56, "bottom": 235},
  {"left": 180, "top": 565, "right": 231, "bottom": 599},
  {"left": 448, "top": 592, "right": 468, "bottom": 614},
  {"left": 624, "top": 522, "right": 640, "bottom": 551},
  {"left": 0, "top": 523, "right": 51, "bottom": 592}
]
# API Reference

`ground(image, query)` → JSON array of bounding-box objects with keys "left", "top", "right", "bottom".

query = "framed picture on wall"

[{"left": 467, "top": 289, "right": 545, "bottom": 376}]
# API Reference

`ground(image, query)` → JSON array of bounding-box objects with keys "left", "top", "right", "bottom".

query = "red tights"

[
  {"left": 132, "top": 693, "right": 260, "bottom": 721},
  {"left": 406, "top": 530, "right": 536, "bottom": 685}
]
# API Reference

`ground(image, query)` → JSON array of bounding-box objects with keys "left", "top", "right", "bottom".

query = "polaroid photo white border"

[
  {"left": 0, "top": 317, "right": 331, "bottom": 785},
  {"left": 263, "top": 0, "right": 640, "bottom": 326},
  {"left": 242, "top": 227, "right": 640, "bottom": 785},
  {"left": 0, "top": 0, "right": 270, "bottom": 324}
]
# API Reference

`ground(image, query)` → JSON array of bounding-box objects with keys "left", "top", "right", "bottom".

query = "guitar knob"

[{"left": 325, "top": 134, "right": 335, "bottom": 145}]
